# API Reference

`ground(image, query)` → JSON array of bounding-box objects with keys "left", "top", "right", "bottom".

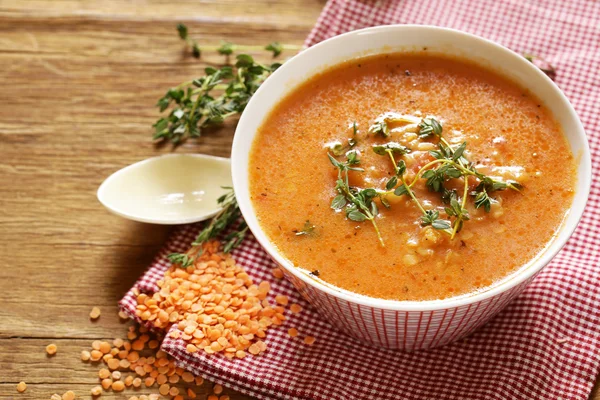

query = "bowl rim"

[{"left": 231, "top": 24, "right": 592, "bottom": 311}]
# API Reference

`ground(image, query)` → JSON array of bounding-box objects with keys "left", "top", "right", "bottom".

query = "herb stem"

[
  {"left": 408, "top": 159, "right": 475, "bottom": 188},
  {"left": 191, "top": 84, "right": 228, "bottom": 94},
  {"left": 343, "top": 180, "right": 384, "bottom": 246},
  {"left": 387, "top": 150, "right": 427, "bottom": 216},
  {"left": 451, "top": 177, "right": 470, "bottom": 239},
  {"left": 187, "top": 92, "right": 203, "bottom": 132},
  {"left": 402, "top": 176, "right": 427, "bottom": 215},
  {"left": 175, "top": 80, "right": 194, "bottom": 90},
  {"left": 334, "top": 161, "right": 384, "bottom": 247}
]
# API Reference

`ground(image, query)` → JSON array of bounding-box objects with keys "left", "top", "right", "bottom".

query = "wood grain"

[
  {"left": 0, "top": 1, "right": 598, "bottom": 399},
  {"left": 0, "top": 1, "right": 321, "bottom": 398}
]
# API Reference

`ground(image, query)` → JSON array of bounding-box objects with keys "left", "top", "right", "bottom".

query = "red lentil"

[
  {"left": 16, "top": 382, "right": 26, "bottom": 393},
  {"left": 46, "top": 343, "right": 58, "bottom": 355},
  {"left": 90, "top": 307, "right": 101, "bottom": 320}
]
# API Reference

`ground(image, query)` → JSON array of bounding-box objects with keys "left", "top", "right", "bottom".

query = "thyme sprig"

[
  {"left": 176, "top": 23, "right": 299, "bottom": 59},
  {"left": 328, "top": 152, "right": 385, "bottom": 246},
  {"left": 155, "top": 24, "right": 301, "bottom": 144},
  {"left": 167, "top": 187, "right": 247, "bottom": 267},
  {"left": 328, "top": 115, "right": 524, "bottom": 245}
]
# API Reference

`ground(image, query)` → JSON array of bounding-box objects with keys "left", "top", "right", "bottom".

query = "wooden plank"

[
  {"left": 0, "top": 338, "right": 222, "bottom": 399},
  {"left": 0, "top": 2, "right": 317, "bottom": 399},
  {"left": 0, "top": 0, "right": 324, "bottom": 24}
]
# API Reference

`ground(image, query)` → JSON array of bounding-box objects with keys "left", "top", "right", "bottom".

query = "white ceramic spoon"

[{"left": 97, "top": 154, "right": 231, "bottom": 224}]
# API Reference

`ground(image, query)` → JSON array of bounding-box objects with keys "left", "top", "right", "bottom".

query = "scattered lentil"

[
  {"left": 90, "top": 307, "right": 101, "bottom": 320},
  {"left": 62, "top": 391, "right": 76, "bottom": 400},
  {"left": 99, "top": 341, "right": 111, "bottom": 354},
  {"left": 112, "top": 380, "right": 125, "bottom": 392},
  {"left": 181, "top": 371, "right": 195, "bottom": 383},
  {"left": 159, "top": 384, "right": 170, "bottom": 396},
  {"left": 90, "top": 350, "right": 103, "bottom": 362},
  {"left": 46, "top": 343, "right": 58, "bottom": 355},
  {"left": 290, "top": 304, "right": 302, "bottom": 314},
  {"left": 81, "top": 350, "right": 91, "bottom": 361},
  {"left": 213, "top": 383, "right": 223, "bottom": 395},
  {"left": 304, "top": 336, "right": 316, "bottom": 345},
  {"left": 107, "top": 358, "right": 120, "bottom": 370},
  {"left": 98, "top": 368, "right": 110, "bottom": 379},
  {"left": 90, "top": 386, "right": 102, "bottom": 396},
  {"left": 101, "top": 378, "right": 112, "bottom": 390},
  {"left": 272, "top": 268, "right": 284, "bottom": 279},
  {"left": 16, "top": 382, "right": 27, "bottom": 393},
  {"left": 288, "top": 328, "right": 299, "bottom": 338},
  {"left": 275, "top": 294, "right": 289, "bottom": 306}
]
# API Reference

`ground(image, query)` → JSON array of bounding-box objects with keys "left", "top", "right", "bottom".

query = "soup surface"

[{"left": 249, "top": 53, "right": 576, "bottom": 301}]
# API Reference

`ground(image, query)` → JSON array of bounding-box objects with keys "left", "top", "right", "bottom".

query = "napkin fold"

[{"left": 121, "top": 1, "right": 600, "bottom": 399}]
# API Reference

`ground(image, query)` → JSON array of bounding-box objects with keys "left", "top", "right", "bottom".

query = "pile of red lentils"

[
  {"left": 15, "top": 240, "right": 314, "bottom": 399},
  {"left": 80, "top": 323, "right": 229, "bottom": 400},
  {"left": 134, "top": 240, "right": 309, "bottom": 358}
]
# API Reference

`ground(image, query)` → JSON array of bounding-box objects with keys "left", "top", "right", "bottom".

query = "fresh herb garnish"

[
  {"left": 473, "top": 188, "right": 495, "bottom": 212},
  {"left": 523, "top": 53, "right": 557, "bottom": 80},
  {"left": 327, "top": 114, "right": 524, "bottom": 245},
  {"left": 167, "top": 187, "right": 247, "bottom": 267},
  {"left": 417, "top": 117, "right": 443, "bottom": 138},
  {"left": 294, "top": 220, "right": 316, "bottom": 236},
  {"left": 177, "top": 23, "right": 201, "bottom": 58},
  {"left": 154, "top": 24, "right": 301, "bottom": 144},
  {"left": 368, "top": 113, "right": 420, "bottom": 138},
  {"left": 421, "top": 210, "right": 451, "bottom": 230},
  {"left": 325, "top": 122, "right": 360, "bottom": 155},
  {"left": 153, "top": 55, "right": 281, "bottom": 144},
  {"left": 372, "top": 142, "right": 410, "bottom": 156},
  {"left": 328, "top": 152, "right": 385, "bottom": 246}
]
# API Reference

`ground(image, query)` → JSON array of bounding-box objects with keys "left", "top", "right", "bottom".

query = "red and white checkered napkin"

[{"left": 120, "top": 1, "right": 600, "bottom": 399}]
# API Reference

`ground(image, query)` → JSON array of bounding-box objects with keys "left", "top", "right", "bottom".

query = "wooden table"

[{"left": 0, "top": 1, "right": 597, "bottom": 399}]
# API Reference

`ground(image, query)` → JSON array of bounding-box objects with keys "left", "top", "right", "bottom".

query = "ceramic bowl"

[{"left": 231, "top": 25, "right": 591, "bottom": 350}]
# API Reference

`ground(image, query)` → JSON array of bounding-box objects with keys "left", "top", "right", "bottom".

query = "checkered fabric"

[{"left": 120, "top": 1, "right": 600, "bottom": 398}]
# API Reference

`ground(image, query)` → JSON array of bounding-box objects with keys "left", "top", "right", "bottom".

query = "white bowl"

[{"left": 231, "top": 25, "right": 591, "bottom": 349}]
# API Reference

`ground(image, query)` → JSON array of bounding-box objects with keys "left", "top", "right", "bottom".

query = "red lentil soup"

[{"left": 249, "top": 53, "right": 576, "bottom": 301}]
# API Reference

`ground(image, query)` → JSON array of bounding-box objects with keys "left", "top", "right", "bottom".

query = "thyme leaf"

[{"left": 294, "top": 220, "right": 316, "bottom": 236}]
